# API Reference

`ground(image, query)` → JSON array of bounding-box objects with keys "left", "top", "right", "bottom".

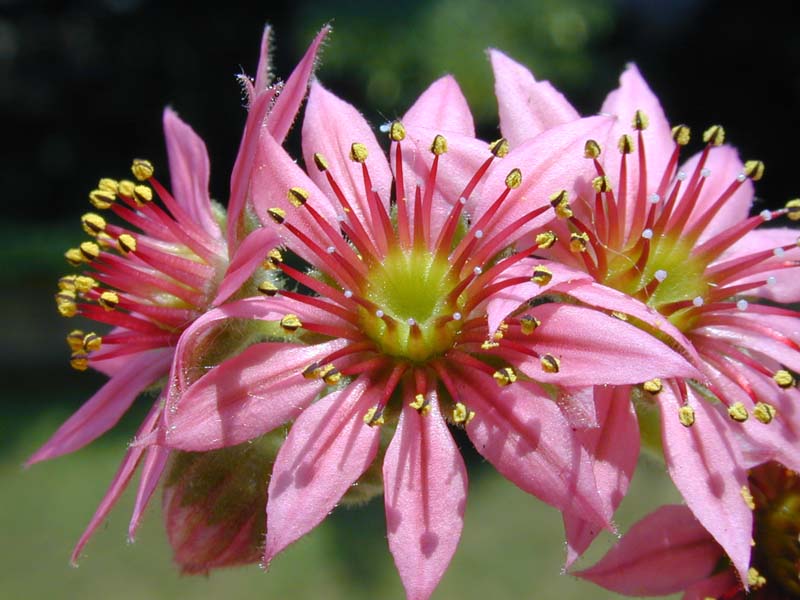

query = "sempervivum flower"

[
  {"left": 31, "top": 25, "right": 329, "bottom": 565},
  {"left": 157, "top": 76, "right": 697, "bottom": 599},
  {"left": 491, "top": 51, "right": 800, "bottom": 580},
  {"left": 577, "top": 462, "right": 800, "bottom": 599}
]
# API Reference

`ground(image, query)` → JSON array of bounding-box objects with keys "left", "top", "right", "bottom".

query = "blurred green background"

[{"left": 3, "top": 0, "right": 799, "bottom": 597}]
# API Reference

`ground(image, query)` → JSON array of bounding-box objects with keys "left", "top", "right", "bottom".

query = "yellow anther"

[
  {"left": 280, "top": 313, "right": 302, "bottom": 332},
  {"left": 79, "top": 241, "right": 101, "bottom": 261},
  {"left": 549, "top": 190, "right": 568, "bottom": 207},
  {"left": 98, "top": 178, "right": 119, "bottom": 194},
  {"left": 584, "top": 139, "right": 601, "bottom": 159},
  {"left": 267, "top": 208, "right": 287, "bottom": 224},
  {"left": 592, "top": 175, "right": 611, "bottom": 192},
  {"left": 540, "top": 354, "right": 560, "bottom": 373},
  {"left": 741, "top": 485, "right": 756, "bottom": 510},
  {"left": 89, "top": 189, "right": 116, "bottom": 210},
  {"left": 430, "top": 134, "right": 448, "bottom": 155},
  {"left": 611, "top": 311, "right": 629, "bottom": 321},
  {"left": 535, "top": 231, "right": 557, "bottom": 249},
  {"left": 727, "top": 402, "right": 749, "bottom": 422},
  {"left": 65, "top": 248, "right": 84, "bottom": 266},
  {"left": 81, "top": 213, "right": 106, "bottom": 236},
  {"left": 70, "top": 351, "right": 89, "bottom": 371},
  {"left": 59, "top": 275, "right": 77, "bottom": 291},
  {"left": 410, "top": 394, "right": 431, "bottom": 415},
  {"left": 785, "top": 198, "right": 800, "bottom": 221},
  {"left": 389, "top": 121, "right": 406, "bottom": 142},
  {"left": 489, "top": 137, "right": 509, "bottom": 158},
  {"left": 74, "top": 276, "right": 97, "bottom": 293},
  {"left": 773, "top": 369, "right": 796, "bottom": 388},
  {"left": 55, "top": 290, "right": 78, "bottom": 317},
  {"left": 66, "top": 329, "right": 85, "bottom": 352},
  {"left": 702, "top": 125, "right": 725, "bottom": 146},
  {"left": 519, "top": 315, "right": 541, "bottom": 335},
  {"left": 678, "top": 405, "right": 696, "bottom": 427},
  {"left": 302, "top": 362, "right": 322, "bottom": 379},
  {"left": 643, "top": 378, "right": 663, "bottom": 394},
  {"left": 671, "top": 124, "right": 691, "bottom": 146},
  {"left": 753, "top": 402, "right": 777, "bottom": 424},
  {"left": 532, "top": 266, "right": 553, "bottom": 286},
  {"left": 117, "top": 234, "right": 137, "bottom": 255},
  {"left": 263, "top": 248, "right": 284, "bottom": 269},
  {"left": 480, "top": 340, "right": 499, "bottom": 350},
  {"left": 363, "top": 406, "right": 385, "bottom": 427},
  {"left": 257, "top": 281, "right": 279, "bottom": 296},
  {"left": 131, "top": 158, "right": 154, "bottom": 181},
  {"left": 493, "top": 367, "right": 517, "bottom": 387},
  {"left": 98, "top": 291, "right": 120, "bottom": 311},
  {"left": 118, "top": 180, "right": 136, "bottom": 198},
  {"left": 452, "top": 402, "right": 475, "bottom": 425},
  {"left": 618, "top": 134, "right": 634, "bottom": 154},
  {"left": 132, "top": 184, "right": 153, "bottom": 204},
  {"left": 632, "top": 109, "right": 649, "bottom": 130},
  {"left": 96, "top": 232, "right": 114, "bottom": 249},
  {"left": 747, "top": 567, "right": 766, "bottom": 590},
  {"left": 349, "top": 143, "right": 369, "bottom": 163},
  {"left": 505, "top": 168, "right": 522, "bottom": 189},
  {"left": 313, "top": 152, "right": 329, "bottom": 172},
  {"left": 319, "top": 364, "right": 341, "bottom": 385},
  {"left": 569, "top": 231, "right": 590, "bottom": 253},
  {"left": 287, "top": 187, "right": 310, "bottom": 208},
  {"left": 743, "top": 160, "right": 765, "bottom": 181},
  {"left": 82, "top": 332, "right": 102, "bottom": 352}
]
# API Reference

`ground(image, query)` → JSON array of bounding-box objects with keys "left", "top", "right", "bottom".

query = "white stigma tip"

[
  {"left": 767, "top": 276, "right": 777, "bottom": 286},
  {"left": 642, "top": 228, "right": 654, "bottom": 240},
  {"left": 452, "top": 312, "right": 462, "bottom": 321},
  {"left": 375, "top": 309, "right": 385, "bottom": 318},
  {"left": 676, "top": 171, "right": 687, "bottom": 181},
  {"left": 692, "top": 296, "right": 704, "bottom": 307},
  {"left": 737, "top": 299, "right": 749, "bottom": 311},
  {"left": 647, "top": 193, "right": 661, "bottom": 204},
  {"left": 700, "top": 168, "right": 711, "bottom": 178},
  {"left": 326, "top": 246, "right": 335, "bottom": 254},
  {"left": 459, "top": 196, "right": 467, "bottom": 205},
  {"left": 337, "top": 214, "right": 346, "bottom": 222},
  {"left": 654, "top": 269, "right": 668, "bottom": 282},
  {"left": 474, "top": 229, "right": 484, "bottom": 239},
  {"left": 737, "top": 173, "right": 747, "bottom": 183},
  {"left": 774, "top": 247, "right": 786, "bottom": 257},
  {"left": 473, "top": 266, "right": 483, "bottom": 275},
  {"left": 760, "top": 209, "right": 773, "bottom": 221},
  {"left": 407, "top": 318, "right": 416, "bottom": 326},
  {"left": 379, "top": 122, "right": 391, "bottom": 133},
  {"left": 344, "top": 290, "right": 353, "bottom": 298}
]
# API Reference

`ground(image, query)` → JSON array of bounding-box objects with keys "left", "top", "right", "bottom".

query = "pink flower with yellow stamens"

[
  {"left": 31, "top": 25, "right": 329, "bottom": 565},
  {"left": 577, "top": 462, "right": 800, "bottom": 599},
  {"left": 491, "top": 51, "right": 800, "bottom": 580},
  {"left": 158, "top": 76, "right": 697, "bottom": 600}
]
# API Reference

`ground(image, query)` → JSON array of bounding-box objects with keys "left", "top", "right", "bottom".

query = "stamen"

[
  {"left": 279, "top": 314, "right": 302, "bottom": 332},
  {"left": 584, "top": 139, "right": 601, "bottom": 159},
  {"left": 632, "top": 109, "right": 649, "bottom": 130},
  {"left": 540, "top": 354, "right": 560, "bottom": 373},
  {"left": 773, "top": 370, "right": 796, "bottom": 388},
  {"left": 785, "top": 198, "right": 800, "bottom": 221},
  {"left": 642, "top": 378, "right": 662, "bottom": 394},
  {"left": 678, "top": 405, "right": 695, "bottom": 427},
  {"left": 81, "top": 213, "right": 106, "bottom": 236},
  {"left": 131, "top": 159, "right": 154, "bottom": 181},
  {"left": 752, "top": 402, "right": 776, "bottom": 424},
  {"left": 744, "top": 160, "right": 765, "bottom": 181},
  {"left": 702, "top": 125, "right": 726, "bottom": 146},
  {"left": 489, "top": 137, "right": 510, "bottom": 157},
  {"left": 89, "top": 189, "right": 116, "bottom": 210},
  {"left": 452, "top": 402, "right": 475, "bottom": 425},
  {"left": 492, "top": 367, "right": 517, "bottom": 387},
  {"left": 70, "top": 352, "right": 89, "bottom": 371},
  {"left": 117, "top": 233, "right": 137, "bottom": 255},
  {"left": 98, "top": 290, "right": 119, "bottom": 311},
  {"left": 671, "top": 125, "right": 691, "bottom": 146},
  {"left": 287, "top": 186, "right": 310, "bottom": 207},
  {"left": 519, "top": 315, "right": 541, "bottom": 335},
  {"left": 727, "top": 402, "right": 749, "bottom": 422}
]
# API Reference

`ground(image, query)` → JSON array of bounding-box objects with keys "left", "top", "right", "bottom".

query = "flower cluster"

[{"left": 33, "top": 26, "right": 799, "bottom": 600}]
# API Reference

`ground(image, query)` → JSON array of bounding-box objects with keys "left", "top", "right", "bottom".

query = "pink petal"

[
  {"left": 383, "top": 394, "right": 468, "bottom": 600},
  {"left": 302, "top": 82, "right": 393, "bottom": 230},
  {"left": 456, "top": 372, "right": 607, "bottom": 527},
  {"left": 599, "top": 64, "right": 674, "bottom": 229},
  {"left": 468, "top": 115, "right": 614, "bottom": 241},
  {"left": 268, "top": 25, "right": 331, "bottom": 144},
  {"left": 657, "top": 384, "right": 752, "bottom": 582},
  {"left": 162, "top": 108, "right": 221, "bottom": 240},
  {"left": 681, "top": 145, "right": 754, "bottom": 244},
  {"left": 128, "top": 440, "right": 169, "bottom": 542},
  {"left": 696, "top": 322, "right": 800, "bottom": 372},
  {"left": 164, "top": 340, "right": 347, "bottom": 451},
  {"left": 27, "top": 348, "right": 172, "bottom": 465},
  {"left": 213, "top": 227, "right": 281, "bottom": 305},
  {"left": 264, "top": 376, "right": 382, "bottom": 563},
  {"left": 576, "top": 504, "right": 722, "bottom": 596},
  {"left": 70, "top": 400, "right": 163, "bottom": 564},
  {"left": 403, "top": 75, "right": 475, "bottom": 136},
  {"left": 515, "top": 303, "right": 697, "bottom": 385},
  {"left": 489, "top": 49, "right": 579, "bottom": 146},
  {"left": 682, "top": 570, "right": 739, "bottom": 600},
  {"left": 251, "top": 24, "right": 273, "bottom": 100},
  {"left": 563, "top": 385, "right": 640, "bottom": 567}
]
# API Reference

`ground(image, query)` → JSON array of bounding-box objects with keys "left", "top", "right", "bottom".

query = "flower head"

[
  {"left": 31, "top": 25, "right": 329, "bottom": 565},
  {"left": 492, "top": 51, "right": 800, "bottom": 579},
  {"left": 160, "top": 75, "right": 696, "bottom": 599}
]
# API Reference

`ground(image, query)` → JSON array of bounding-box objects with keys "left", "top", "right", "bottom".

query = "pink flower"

[
  {"left": 32, "top": 25, "right": 329, "bottom": 565},
  {"left": 576, "top": 462, "right": 800, "bottom": 599},
  {"left": 491, "top": 51, "right": 800, "bottom": 580},
  {"left": 158, "top": 76, "right": 697, "bottom": 599}
]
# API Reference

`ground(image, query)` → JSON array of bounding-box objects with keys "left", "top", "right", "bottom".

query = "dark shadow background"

[{"left": 2, "top": 0, "right": 798, "bottom": 597}]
